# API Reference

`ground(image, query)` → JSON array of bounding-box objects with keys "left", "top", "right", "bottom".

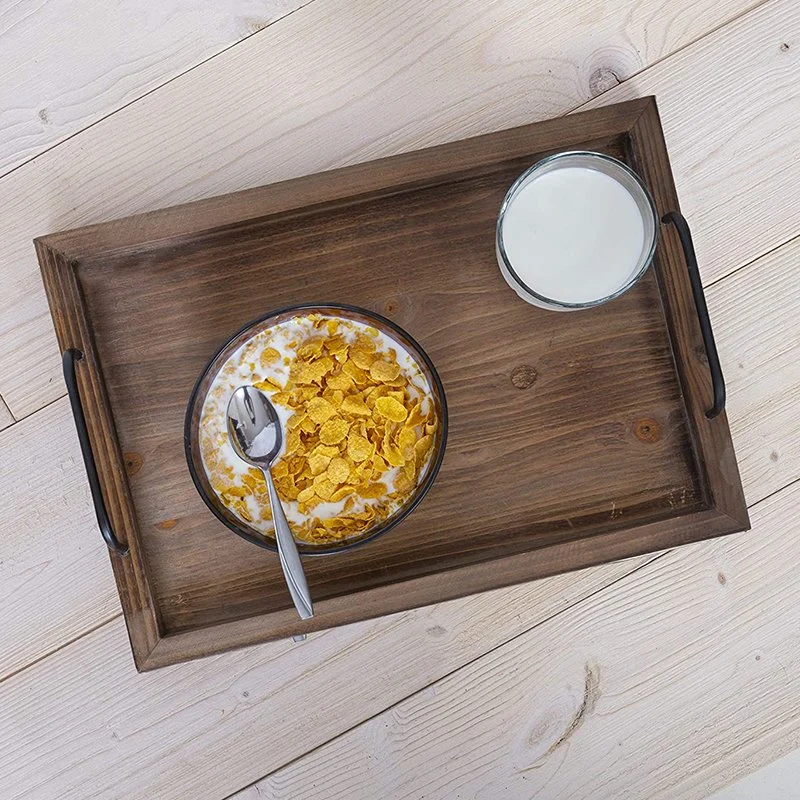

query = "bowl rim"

[{"left": 183, "top": 302, "right": 448, "bottom": 556}]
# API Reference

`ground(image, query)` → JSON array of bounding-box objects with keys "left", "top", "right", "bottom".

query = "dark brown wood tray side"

[
  {"left": 35, "top": 241, "right": 162, "bottom": 665},
  {"left": 629, "top": 102, "right": 747, "bottom": 525},
  {"left": 36, "top": 97, "right": 748, "bottom": 670}
]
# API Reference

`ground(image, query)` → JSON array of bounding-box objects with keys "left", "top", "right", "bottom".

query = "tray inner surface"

[{"left": 76, "top": 134, "right": 699, "bottom": 634}]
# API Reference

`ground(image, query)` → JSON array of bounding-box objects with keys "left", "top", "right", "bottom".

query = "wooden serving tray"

[{"left": 36, "top": 97, "right": 748, "bottom": 670}]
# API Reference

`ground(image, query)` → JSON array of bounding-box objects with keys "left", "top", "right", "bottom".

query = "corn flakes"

[
  {"left": 346, "top": 433, "right": 373, "bottom": 462},
  {"left": 259, "top": 347, "right": 281, "bottom": 368},
  {"left": 326, "top": 457, "right": 351, "bottom": 485},
  {"left": 374, "top": 396, "right": 408, "bottom": 422},
  {"left": 319, "top": 417, "right": 350, "bottom": 445},
  {"left": 342, "top": 360, "right": 369, "bottom": 385},
  {"left": 308, "top": 453, "right": 332, "bottom": 476},
  {"left": 342, "top": 395, "right": 371, "bottom": 416},
  {"left": 369, "top": 359, "right": 401, "bottom": 383},
  {"left": 350, "top": 348, "right": 374, "bottom": 371},
  {"left": 307, "top": 396, "right": 337, "bottom": 425},
  {"left": 326, "top": 371, "right": 354, "bottom": 392},
  {"left": 254, "top": 377, "right": 283, "bottom": 392},
  {"left": 297, "top": 486, "right": 316, "bottom": 503}
]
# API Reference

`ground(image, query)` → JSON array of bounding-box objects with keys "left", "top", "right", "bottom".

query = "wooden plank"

[
  {"left": 0, "top": 0, "right": 762, "bottom": 418},
  {"left": 37, "top": 102, "right": 648, "bottom": 256},
  {"left": 238, "top": 479, "right": 800, "bottom": 800},
  {"left": 0, "top": 0, "right": 308, "bottom": 176},
  {"left": 0, "top": 230, "right": 796, "bottom": 794},
  {"left": 0, "top": 556, "right": 655, "bottom": 800},
  {"left": 0, "top": 397, "right": 120, "bottom": 680},
  {"left": 708, "top": 234, "right": 800, "bottom": 507},
  {"left": 0, "top": 395, "right": 13, "bottom": 430}
]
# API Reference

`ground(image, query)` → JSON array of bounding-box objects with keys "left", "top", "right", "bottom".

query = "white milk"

[{"left": 499, "top": 166, "right": 646, "bottom": 305}]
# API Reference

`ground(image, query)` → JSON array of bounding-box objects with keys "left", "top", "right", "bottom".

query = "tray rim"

[{"left": 35, "top": 95, "right": 749, "bottom": 671}]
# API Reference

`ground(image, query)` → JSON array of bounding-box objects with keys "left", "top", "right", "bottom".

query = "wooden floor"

[{"left": 1, "top": 0, "right": 798, "bottom": 797}]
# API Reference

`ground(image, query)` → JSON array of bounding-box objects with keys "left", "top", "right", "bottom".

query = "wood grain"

[
  {"left": 0, "top": 0, "right": 761, "bottom": 418},
  {"left": 35, "top": 242, "right": 161, "bottom": 670},
  {"left": 0, "top": 0, "right": 308, "bottom": 176},
  {"left": 35, "top": 99, "right": 747, "bottom": 666},
  {"left": 708, "top": 234, "right": 800, "bottom": 507},
  {"left": 239, "top": 480, "right": 800, "bottom": 800},
  {"left": 0, "top": 398, "right": 120, "bottom": 679},
  {"left": 708, "top": 749, "right": 800, "bottom": 800},
  {"left": 0, "top": 555, "right": 653, "bottom": 800}
]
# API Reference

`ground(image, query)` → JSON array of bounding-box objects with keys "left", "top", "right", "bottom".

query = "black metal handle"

[
  {"left": 63, "top": 349, "right": 129, "bottom": 555},
  {"left": 662, "top": 211, "right": 726, "bottom": 419}
]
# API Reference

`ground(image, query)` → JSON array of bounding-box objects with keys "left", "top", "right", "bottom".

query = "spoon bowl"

[{"left": 227, "top": 386, "right": 282, "bottom": 468}]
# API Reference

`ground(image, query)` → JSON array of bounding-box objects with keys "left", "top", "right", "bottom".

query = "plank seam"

[
  {"left": 0, "top": 611, "right": 123, "bottom": 686},
  {"left": 0, "top": 391, "right": 65, "bottom": 431},
  {"left": 0, "top": 0, "right": 320, "bottom": 183},
  {"left": 0, "top": 393, "right": 15, "bottom": 425},
  {"left": 746, "top": 476, "right": 800, "bottom": 511},
  {"left": 705, "top": 230, "right": 800, "bottom": 291}
]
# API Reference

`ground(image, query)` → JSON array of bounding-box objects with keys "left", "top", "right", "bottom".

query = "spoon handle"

[{"left": 263, "top": 468, "right": 313, "bottom": 620}]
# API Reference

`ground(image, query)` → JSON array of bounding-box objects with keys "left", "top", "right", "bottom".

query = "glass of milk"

[{"left": 496, "top": 152, "right": 658, "bottom": 311}]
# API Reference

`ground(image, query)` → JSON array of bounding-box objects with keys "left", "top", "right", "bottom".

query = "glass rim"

[
  {"left": 496, "top": 151, "right": 660, "bottom": 310},
  {"left": 183, "top": 302, "right": 449, "bottom": 557}
]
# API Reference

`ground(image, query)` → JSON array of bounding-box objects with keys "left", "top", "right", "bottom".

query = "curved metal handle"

[
  {"left": 63, "top": 349, "right": 129, "bottom": 555},
  {"left": 662, "top": 212, "right": 726, "bottom": 419}
]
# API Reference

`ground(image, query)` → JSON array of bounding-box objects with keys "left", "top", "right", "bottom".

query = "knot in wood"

[
  {"left": 588, "top": 67, "right": 620, "bottom": 97},
  {"left": 124, "top": 451, "right": 144, "bottom": 475},
  {"left": 511, "top": 365, "right": 537, "bottom": 389},
  {"left": 634, "top": 418, "right": 662, "bottom": 443}
]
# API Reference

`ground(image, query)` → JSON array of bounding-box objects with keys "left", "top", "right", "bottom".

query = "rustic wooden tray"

[{"left": 36, "top": 97, "right": 748, "bottom": 670}]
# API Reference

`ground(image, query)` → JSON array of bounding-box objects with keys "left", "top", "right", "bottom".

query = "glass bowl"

[
  {"left": 496, "top": 151, "right": 659, "bottom": 311},
  {"left": 184, "top": 303, "right": 448, "bottom": 555}
]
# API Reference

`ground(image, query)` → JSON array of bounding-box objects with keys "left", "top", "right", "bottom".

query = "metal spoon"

[{"left": 226, "top": 386, "right": 313, "bottom": 620}]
